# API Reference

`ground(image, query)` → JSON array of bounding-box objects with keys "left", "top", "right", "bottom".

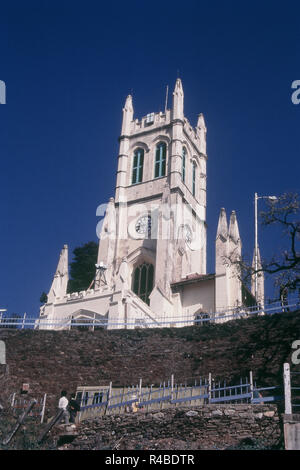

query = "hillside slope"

[{"left": 0, "top": 310, "right": 299, "bottom": 412}]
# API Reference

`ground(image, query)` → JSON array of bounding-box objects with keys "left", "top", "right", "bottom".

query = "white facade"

[{"left": 39, "top": 79, "right": 259, "bottom": 330}]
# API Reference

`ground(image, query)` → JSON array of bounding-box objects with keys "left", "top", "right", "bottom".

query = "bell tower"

[
  {"left": 39, "top": 79, "right": 260, "bottom": 330},
  {"left": 97, "top": 79, "right": 208, "bottom": 317}
]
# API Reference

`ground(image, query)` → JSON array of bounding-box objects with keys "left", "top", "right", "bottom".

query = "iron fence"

[
  {"left": 77, "top": 372, "right": 283, "bottom": 422},
  {"left": 1, "top": 296, "right": 299, "bottom": 330}
]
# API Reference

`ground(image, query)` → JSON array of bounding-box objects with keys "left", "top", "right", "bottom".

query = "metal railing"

[
  {"left": 1, "top": 296, "right": 299, "bottom": 330},
  {"left": 9, "top": 393, "right": 47, "bottom": 423},
  {"left": 77, "top": 372, "right": 283, "bottom": 421}
]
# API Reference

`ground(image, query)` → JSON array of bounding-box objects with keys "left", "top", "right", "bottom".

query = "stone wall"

[
  {"left": 59, "top": 404, "right": 282, "bottom": 450},
  {"left": 1, "top": 309, "right": 299, "bottom": 417}
]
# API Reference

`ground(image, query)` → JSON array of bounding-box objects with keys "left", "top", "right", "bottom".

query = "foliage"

[
  {"left": 259, "top": 192, "right": 299, "bottom": 294},
  {"left": 67, "top": 241, "right": 98, "bottom": 294},
  {"left": 39, "top": 292, "right": 48, "bottom": 304}
]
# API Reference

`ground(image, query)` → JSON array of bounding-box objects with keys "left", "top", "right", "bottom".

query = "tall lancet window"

[
  {"left": 133, "top": 262, "right": 154, "bottom": 305},
  {"left": 132, "top": 148, "right": 144, "bottom": 184},
  {"left": 192, "top": 161, "right": 196, "bottom": 197},
  {"left": 154, "top": 142, "right": 166, "bottom": 178},
  {"left": 182, "top": 147, "right": 186, "bottom": 183}
]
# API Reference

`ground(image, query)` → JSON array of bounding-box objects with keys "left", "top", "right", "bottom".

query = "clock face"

[{"left": 135, "top": 215, "right": 152, "bottom": 237}]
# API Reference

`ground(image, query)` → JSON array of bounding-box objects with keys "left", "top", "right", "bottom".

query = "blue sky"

[{"left": 0, "top": 0, "right": 299, "bottom": 316}]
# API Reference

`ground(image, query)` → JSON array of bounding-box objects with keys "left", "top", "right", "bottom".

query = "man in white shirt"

[{"left": 58, "top": 390, "right": 70, "bottom": 424}]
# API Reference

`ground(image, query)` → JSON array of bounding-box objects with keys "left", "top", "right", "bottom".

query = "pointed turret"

[
  {"left": 251, "top": 246, "right": 265, "bottom": 307},
  {"left": 228, "top": 210, "right": 241, "bottom": 264},
  {"left": 215, "top": 208, "right": 228, "bottom": 276},
  {"left": 252, "top": 246, "right": 262, "bottom": 271},
  {"left": 196, "top": 113, "right": 206, "bottom": 130},
  {"left": 227, "top": 211, "right": 242, "bottom": 308},
  {"left": 216, "top": 208, "right": 228, "bottom": 241},
  {"left": 47, "top": 245, "right": 69, "bottom": 303},
  {"left": 229, "top": 211, "right": 240, "bottom": 245},
  {"left": 116, "top": 95, "right": 133, "bottom": 203},
  {"left": 96, "top": 197, "right": 116, "bottom": 289},
  {"left": 215, "top": 208, "right": 242, "bottom": 312},
  {"left": 215, "top": 208, "right": 229, "bottom": 311},
  {"left": 172, "top": 78, "right": 184, "bottom": 120},
  {"left": 196, "top": 113, "right": 207, "bottom": 155},
  {"left": 121, "top": 94, "right": 134, "bottom": 135}
]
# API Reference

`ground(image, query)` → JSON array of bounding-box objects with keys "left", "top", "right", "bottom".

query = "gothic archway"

[{"left": 132, "top": 262, "right": 154, "bottom": 305}]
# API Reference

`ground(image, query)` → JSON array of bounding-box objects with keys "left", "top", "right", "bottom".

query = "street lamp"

[{"left": 254, "top": 193, "right": 277, "bottom": 303}]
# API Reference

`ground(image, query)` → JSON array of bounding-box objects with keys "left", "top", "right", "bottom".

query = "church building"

[{"left": 38, "top": 79, "right": 264, "bottom": 330}]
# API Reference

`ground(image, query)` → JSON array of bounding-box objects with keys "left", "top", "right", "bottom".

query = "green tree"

[
  {"left": 39, "top": 292, "right": 48, "bottom": 304},
  {"left": 67, "top": 241, "right": 98, "bottom": 293}
]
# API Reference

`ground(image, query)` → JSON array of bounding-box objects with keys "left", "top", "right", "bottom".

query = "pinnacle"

[
  {"left": 229, "top": 210, "right": 240, "bottom": 244},
  {"left": 216, "top": 208, "right": 228, "bottom": 240}
]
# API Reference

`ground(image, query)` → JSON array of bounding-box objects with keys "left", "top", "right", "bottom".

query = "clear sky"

[{"left": 0, "top": 0, "right": 299, "bottom": 317}]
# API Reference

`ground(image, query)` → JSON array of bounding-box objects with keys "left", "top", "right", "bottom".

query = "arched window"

[
  {"left": 154, "top": 142, "right": 166, "bottom": 178},
  {"left": 192, "top": 161, "right": 196, "bottom": 197},
  {"left": 182, "top": 147, "right": 186, "bottom": 183},
  {"left": 132, "top": 148, "right": 144, "bottom": 184},
  {"left": 132, "top": 262, "right": 154, "bottom": 305}
]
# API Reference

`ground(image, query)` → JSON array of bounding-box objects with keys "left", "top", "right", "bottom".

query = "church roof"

[{"left": 171, "top": 273, "right": 215, "bottom": 288}]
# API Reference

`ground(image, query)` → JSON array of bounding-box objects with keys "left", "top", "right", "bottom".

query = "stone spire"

[
  {"left": 228, "top": 210, "right": 242, "bottom": 267},
  {"left": 216, "top": 208, "right": 228, "bottom": 241},
  {"left": 196, "top": 113, "right": 206, "bottom": 130},
  {"left": 172, "top": 78, "right": 184, "bottom": 120},
  {"left": 215, "top": 208, "right": 229, "bottom": 311},
  {"left": 215, "top": 208, "right": 243, "bottom": 311},
  {"left": 215, "top": 208, "right": 228, "bottom": 278},
  {"left": 47, "top": 245, "right": 69, "bottom": 303},
  {"left": 251, "top": 246, "right": 265, "bottom": 306},
  {"left": 196, "top": 113, "right": 207, "bottom": 155},
  {"left": 228, "top": 211, "right": 242, "bottom": 308},
  {"left": 116, "top": 95, "right": 133, "bottom": 203},
  {"left": 229, "top": 210, "right": 240, "bottom": 245},
  {"left": 121, "top": 94, "right": 134, "bottom": 135},
  {"left": 97, "top": 197, "right": 116, "bottom": 288}
]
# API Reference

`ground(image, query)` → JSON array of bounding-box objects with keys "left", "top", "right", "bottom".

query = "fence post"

[
  {"left": 160, "top": 382, "right": 165, "bottom": 410},
  {"left": 208, "top": 373, "right": 212, "bottom": 404},
  {"left": 40, "top": 393, "right": 47, "bottom": 424},
  {"left": 3, "top": 399, "right": 37, "bottom": 446},
  {"left": 22, "top": 313, "right": 26, "bottom": 329},
  {"left": 249, "top": 371, "right": 254, "bottom": 402},
  {"left": 105, "top": 381, "right": 112, "bottom": 416},
  {"left": 147, "top": 385, "right": 152, "bottom": 413},
  {"left": 283, "top": 363, "right": 292, "bottom": 414},
  {"left": 11, "top": 393, "right": 16, "bottom": 408},
  {"left": 171, "top": 374, "right": 174, "bottom": 403},
  {"left": 138, "top": 378, "right": 142, "bottom": 405},
  {"left": 120, "top": 387, "right": 125, "bottom": 415}
]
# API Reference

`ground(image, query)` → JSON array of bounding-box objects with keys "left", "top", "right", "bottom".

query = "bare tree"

[
  {"left": 259, "top": 192, "right": 299, "bottom": 295},
  {"left": 226, "top": 192, "right": 300, "bottom": 299}
]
